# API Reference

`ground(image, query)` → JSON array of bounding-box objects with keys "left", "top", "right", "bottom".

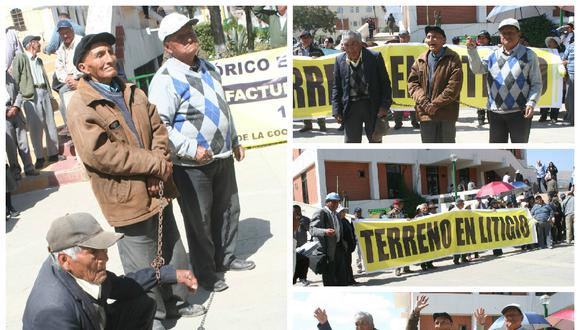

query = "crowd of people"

[
  {"left": 8, "top": 11, "right": 257, "bottom": 330},
  {"left": 294, "top": 18, "right": 575, "bottom": 143}
]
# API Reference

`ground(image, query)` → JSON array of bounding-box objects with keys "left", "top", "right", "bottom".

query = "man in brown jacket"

[
  {"left": 408, "top": 26, "right": 463, "bottom": 143},
  {"left": 66, "top": 33, "right": 204, "bottom": 330}
]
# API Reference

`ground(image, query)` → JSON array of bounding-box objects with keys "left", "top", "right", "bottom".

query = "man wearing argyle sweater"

[
  {"left": 467, "top": 18, "right": 542, "bottom": 143},
  {"left": 149, "top": 13, "right": 255, "bottom": 293}
]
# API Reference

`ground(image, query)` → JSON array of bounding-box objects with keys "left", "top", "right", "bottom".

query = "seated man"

[{"left": 23, "top": 213, "right": 200, "bottom": 330}]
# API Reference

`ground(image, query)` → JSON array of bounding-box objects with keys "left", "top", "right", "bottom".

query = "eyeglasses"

[{"left": 170, "top": 25, "right": 198, "bottom": 44}]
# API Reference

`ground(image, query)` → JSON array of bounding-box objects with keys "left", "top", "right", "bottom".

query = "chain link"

[
  {"left": 196, "top": 291, "right": 215, "bottom": 330},
  {"left": 391, "top": 100, "right": 488, "bottom": 111},
  {"left": 150, "top": 181, "right": 166, "bottom": 284}
]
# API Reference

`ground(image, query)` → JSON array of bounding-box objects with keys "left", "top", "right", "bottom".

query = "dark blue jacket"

[
  {"left": 332, "top": 47, "right": 392, "bottom": 121},
  {"left": 23, "top": 257, "right": 176, "bottom": 330}
]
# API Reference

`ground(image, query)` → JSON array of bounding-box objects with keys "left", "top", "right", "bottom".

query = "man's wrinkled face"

[
  {"left": 63, "top": 247, "right": 109, "bottom": 284},
  {"left": 300, "top": 35, "right": 313, "bottom": 48},
  {"left": 503, "top": 309, "right": 524, "bottom": 330},
  {"left": 78, "top": 43, "right": 117, "bottom": 84},
  {"left": 59, "top": 27, "right": 74, "bottom": 47},
  {"left": 324, "top": 39, "right": 333, "bottom": 48},
  {"left": 343, "top": 38, "right": 363, "bottom": 61},
  {"left": 426, "top": 31, "right": 445, "bottom": 54},
  {"left": 355, "top": 320, "right": 373, "bottom": 330},
  {"left": 399, "top": 34, "right": 410, "bottom": 43},
  {"left": 326, "top": 200, "right": 339, "bottom": 211},
  {"left": 499, "top": 26, "right": 520, "bottom": 50},
  {"left": 27, "top": 39, "right": 41, "bottom": 54},
  {"left": 420, "top": 204, "right": 429, "bottom": 213},
  {"left": 164, "top": 24, "right": 199, "bottom": 65},
  {"left": 434, "top": 317, "right": 453, "bottom": 330}
]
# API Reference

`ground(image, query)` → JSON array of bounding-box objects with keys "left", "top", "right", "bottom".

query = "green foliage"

[
  {"left": 223, "top": 17, "right": 248, "bottom": 56},
  {"left": 293, "top": 6, "right": 337, "bottom": 34},
  {"left": 194, "top": 22, "right": 216, "bottom": 58},
  {"left": 519, "top": 14, "right": 557, "bottom": 48},
  {"left": 254, "top": 26, "right": 270, "bottom": 43}
]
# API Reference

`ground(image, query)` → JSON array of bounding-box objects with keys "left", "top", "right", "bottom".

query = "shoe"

[
  {"left": 226, "top": 259, "right": 255, "bottom": 271},
  {"left": 298, "top": 125, "right": 313, "bottom": 133},
  {"left": 394, "top": 122, "right": 403, "bottom": 130},
  {"left": 173, "top": 304, "right": 207, "bottom": 318},
  {"left": 551, "top": 119, "right": 558, "bottom": 124},
  {"left": 34, "top": 158, "right": 45, "bottom": 170},
  {"left": 461, "top": 257, "right": 469, "bottom": 263},
  {"left": 395, "top": 268, "right": 401, "bottom": 276},
  {"left": 47, "top": 154, "right": 66, "bottom": 163},
  {"left": 427, "top": 263, "right": 437, "bottom": 269},
  {"left": 403, "top": 266, "right": 411, "bottom": 273},
  {"left": 411, "top": 121, "right": 420, "bottom": 129},
  {"left": 337, "top": 125, "right": 344, "bottom": 131},
  {"left": 298, "top": 278, "right": 310, "bottom": 286},
  {"left": 25, "top": 170, "right": 39, "bottom": 177},
  {"left": 8, "top": 209, "right": 20, "bottom": 217},
  {"left": 420, "top": 263, "right": 427, "bottom": 271},
  {"left": 12, "top": 172, "right": 22, "bottom": 180},
  {"left": 478, "top": 120, "right": 485, "bottom": 126},
  {"left": 319, "top": 124, "right": 327, "bottom": 132},
  {"left": 201, "top": 279, "right": 229, "bottom": 292},
  {"left": 152, "top": 320, "right": 166, "bottom": 330},
  {"left": 356, "top": 269, "right": 363, "bottom": 274},
  {"left": 538, "top": 116, "right": 548, "bottom": 122}
]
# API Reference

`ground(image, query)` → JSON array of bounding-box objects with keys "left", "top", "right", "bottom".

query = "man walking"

[
  {"left": 12, "top": 35, "right": 64, "bottom": 169},
  {"left": 67, "top": 32, "right": 204, "bottom": 329},
  {"left": 408, "top": 26, "right": 463, "bottom": 143},
  {"left": 148, "top": 13, "right": 255, "bottom": 293},
  {"left": 332, "top": 30, "right": 392, "bottom": 143},
  {"left": 466, "top": 18, "right": 542, "bottom": 143}
]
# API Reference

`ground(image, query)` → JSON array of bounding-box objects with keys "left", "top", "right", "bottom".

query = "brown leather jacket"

[
  {"left": 67, "top": 77, "right": 177, "bottom": 227},
  {"left": 408, "top": 47, "right": 463, "bottom": 122}
]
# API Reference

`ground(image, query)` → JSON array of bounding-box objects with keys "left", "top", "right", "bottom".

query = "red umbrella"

[
  {"left": 475, "top": 181, "right": 514, "bottom": 198},
  {"left": 547, "top": 309, "right": 574, "bottom": 330}
]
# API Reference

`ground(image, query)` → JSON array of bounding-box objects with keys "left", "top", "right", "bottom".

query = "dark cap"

[
  {"left": 354, "top": 207, "right": 362, "bottom": 212},
  {"left": 425, "top": 26, "right": 446, "bottom": 38},
  {"left": 299, "top": 30, "right": 312, "bottom": 38},
  {"left": 478, "top": 30, "right": 491, "bottom": 38},
  {"left": 73, "top": 32, "right": 116, "bottom": 69},
  {"left": 46, "top": 213, "right": 123, "bottom": 252},
  {"left": 56, "top": 20, "right": 73, "bottom": 31},
  {"left": 433, "top": 312, "right": 453, "bottom": 323},
  {"left": 22, "top": 35, "right": 41, "bottom": 49}
]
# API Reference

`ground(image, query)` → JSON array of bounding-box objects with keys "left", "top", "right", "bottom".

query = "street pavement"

[
  {"left": 5, "top": 144, "right": 286, "bottom": 330},
  {"left": 293, "top": 108, "right": 575, "bottom": 144},
  {"left": 298, "top": 244, "right": 574, "bottom": 287}
]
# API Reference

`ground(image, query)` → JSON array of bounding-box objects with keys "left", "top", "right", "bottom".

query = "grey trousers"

[
  {"left": 537, "top": 221, "right": 553, "bottom": 249},
  {"left": 419, "top": 120, "right": 456, "bottom": 143},
  {"left": 6, "top": 113, "right": 34, "bottom": 175},
  {"left": 565, "top": 214, "right": 574, "bottom": 243},
  {"left": 114, "top": 204, "right": 190, "bottom": 320},
  {"left": 58, "top": 84, "right": 74, "bottom": 125},
  {"left": 21, "top": 88, "right": 59, "bottom": 160},
  {"left": 173, "top": 157, "right": 241, "bottom": 286}
]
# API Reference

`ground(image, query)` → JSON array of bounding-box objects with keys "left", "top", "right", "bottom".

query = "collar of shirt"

[
  {"left": 346, "top": 51, "right": 363, "bottom": 67},
  {"left": 430, "top": 47, "right": 446, "bottom": 60},
  {"left": 25, "top": 50, "right": 38, "bottom": 62},
  {"left": 73, "top": 275, "right": 102, "bottom": 300},
  {"left": 277, "top": 11, "right": 287, "bottom": 27},
  {"left": 92, "top": 79, "right": 121, "bottom": 93},
  {"left": 502, "top": 43, "right": 522, "bottom": 56}
]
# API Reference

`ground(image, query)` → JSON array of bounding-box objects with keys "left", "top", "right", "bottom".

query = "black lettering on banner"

[
  {"left": 463, "top": 56, "right": 476, "bottom": 98},
  {"left": 482, "top": 73, "right": 488, "bottom": 97},
  {"left": 456, "top": 218, "right": 466, "bottom": 246},
  {"left": 257, "top": 58, "right": 269, "bottom": 71},
  {"left": 505, "top": 216, "right": 515, "bottom": 240},
  {"left": 402, "top": 225, "right": 418, "bottom": 256},
  {"left": 416, "top": 223, "right": 429, "bottom": 254},
  {"left": 375, "top": 229, "right": 390, "bottom": 262},
  {"left": 406, "top": 56, "right": 414, "bottom": 98},
  {"left": 225, "top": 63, "right": 236, "bottom": 76},
  {"left": 304, "top": 66, "right": 326, "bottom": 107},
  {"left": 464, "top": 217, "right": 476, "bottom": 245},
  {"left": 500, "top": 217, "right": 507, "bottom": 240},
  {"left": 519, "top": 215, "right": 530, "bottom": 237},
  {"left": 538, "top": 57, "right": 548, "bottom": 95},
  {"left": 387, "top": 227, "right": 404, "bottom": 259},
  {"left": 478, "top": 217, "right": 488, "bottom": 243},
  {"left": 277, "top": 55, "right": 287, "bottom": 68},
  {"left": 441, "top": 219, "right": 452, "bottom": 248},
  {"left": 486, "top": 216, "right": 493, "bottom": 242},
  {"left": 360, "top": 230, "right": 375, "bottom": 263},
  {"left": 323, "top": 64, "right": 334, "bottom": 105},
  {"left": 426, "top": 221, "right": 442, "bottom": 251},
  {"left": 390, "top": 56, "right": 405, "bottom": 98},
  {"left": 293, "top": 68, "right": 305, "bottom": 108},
  {"left": 492, "top": 216, "right": 501, "bottom": 241}
]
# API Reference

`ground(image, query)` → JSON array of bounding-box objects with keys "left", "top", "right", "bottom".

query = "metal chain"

[
  {"left": 197, "top": 291, "right": 215, "bottom": 330},
  {"left": 391, "top": 100, "right": 488, "bottom": 111},
  {"left": 150, "top": 181, "right": 166, "bottom": 283}
]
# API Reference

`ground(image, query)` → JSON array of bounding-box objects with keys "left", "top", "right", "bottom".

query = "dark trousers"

[
  {"left": 344, "top": 99, "right": 375, "bottom": 143},
  {"left": 115, "top": 205, "right": 190, "bottom": 320},
  {"left": 345, "top": 251, "right": 355, "bottom": 284},
  {"left": 419, "top": 121, "right": 456, "bottom": 143},
  {"left": 565, "top": 78, "right": 574, "bottom": 125},
  {"left": 173, "top": 157, "right": 240, "bottom": 286},
  {"left": 477, "top": 109, "right": 486, "bottom": 123},
  {"left": 537, "top": 221, "right": 553, "bottom": 248},
  {"left": 488, "top": 110, "right": 532, "bottom": 143},
  {"left": 322, "top": 244, "right": 347, "bottom": 286},
  {"left": 537, "top": 177, "right": 547, "bottom": 193},
  {"left": 293, "top": 253, "right": 310, "bottom": 283},
  {"left": 106, "top": 294, "right": 156, "bottom": 330}
]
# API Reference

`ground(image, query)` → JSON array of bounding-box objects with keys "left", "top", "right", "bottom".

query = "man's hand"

[
  {"left": 6, "top": 106, "right": 19, "bottom": 118},
  {"left": 233, "top": 145, "right": 245, "bottom": 162},
  {"left": 413, "top": 295, "right": 429, "bottom": 314},
  {"left": 426, "top": 103, "right": 438, "bottom": 116},
  {"left": 474, "top": 307, "right": 487, "bottom": 325},
  {"left": 195, "top": 145, "right": 213, "bottom": 164},
  {"left": 159, "top": 160, "right": 173, "bottom": 182},
  {"left": 67, "top": 79, "right": 79, "bottom": 90},
  {"left": 325, "top": 228, "right": 336, "bottom": 237},
  {"left": 334, "top": 115, "right": 343, "bottom": 124},
  {"left": 377, "top": 107, "right": 388, "bottom": 118},
  {"left": 466, "top": 36, "right": 477, "bottom": 50},
  {"left": 175, "top": 270, "right": 198, "bottom": 293},
  {"left": 146, "top": 177, "right": 161, "bottom": 197},
  {"left": 314, "top": 307, "right": 328, "bottom": 325},
  {"left": 523, "top": 105, "right": 534, "bottom": 119}
]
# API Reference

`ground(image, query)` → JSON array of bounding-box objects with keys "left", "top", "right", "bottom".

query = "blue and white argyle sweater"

[
  {"left": 467, "top": 44, "right": 542, "bottom": 114},
  {"left": 148, "top": 57, "right": 239, "bottom": 167}
]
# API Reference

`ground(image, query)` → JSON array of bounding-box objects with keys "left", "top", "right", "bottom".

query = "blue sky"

[{"left": 526, "top": 149, "right": 574, "bottom": 171}]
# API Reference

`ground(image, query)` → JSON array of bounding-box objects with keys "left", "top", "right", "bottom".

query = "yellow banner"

[
  {"left": 212, "top": 47, "right": 288, "bottom": 147},
  {"left": 293, "top": 44, "right": 564, "bottom": 119},
  {"left": 354, "top": 208, "right": 537, "bottom": 272}
]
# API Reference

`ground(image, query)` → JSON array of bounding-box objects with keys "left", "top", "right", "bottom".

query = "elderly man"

[
  {"left": 531, "top": 195, "right": 554, "bottom": 249},
  {"left": 314, "top": 308, "right": 377, "bottom": 330},
  {"left": 253, "top": 6, "right": 287, "bottom": 48},
  {"left": 54, "top": 19, "right": 83, "bottom": 124},
  {"left": 393, "top": 28, "right": 420, "bottom": 130},
  {"left": 44, "top": 12, "right": 85, "bottom": 55},
  {"left": 310, "top": 192, "right": 347, "bottom": 286},
  {"left": 407, "top": 295, "right": 455, "bottom": 330},
  {"left": 12, "top": 35, "right": 64, "bottom": 169},
  {"left": 332, "top": 30, "right": 392, "bottom": 143},
  {"left": 408, "top": 26, "right": 463, "bottom": 143},
  {"left": 475, "top": 304, "right": 532, "bottom": 330},
  {"left": 23, "top": 213, "right": 198, "bottom": 330},
  {"left": 66, "top": 32, "right": 204, "bottom": 329},
  {"left": 466, "top": 18, "right": 542, "bottom": 143},
  {"left": 148, "top": 13, "right": 255, "bottom": 293}
]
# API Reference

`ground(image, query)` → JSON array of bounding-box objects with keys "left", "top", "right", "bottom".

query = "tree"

[
  {"left": 243, "top": 6, "right": 254, "bottom": 51},
  {"left": 208, "top": 6, "right": 227, "bottom": 57},
  {"left": 293, "top": 6, "right": 337, "bottom": 35},
  {"left": 519, "top": 14, "right": 557, "bottom": 48}
]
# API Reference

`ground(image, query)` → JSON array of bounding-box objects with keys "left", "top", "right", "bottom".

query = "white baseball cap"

[
  {"left": 498, "top": 18, "right": 520, "bottom": 31},
  {"left": 158, "top": 13, "right": 199, "bottom": 42}
]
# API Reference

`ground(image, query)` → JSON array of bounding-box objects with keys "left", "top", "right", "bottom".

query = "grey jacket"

[{"left": 309, "top": 208, "right": 346, "bottom": 262}]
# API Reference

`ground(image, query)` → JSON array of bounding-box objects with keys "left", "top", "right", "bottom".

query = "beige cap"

[{"left": 46, "top": 213, "right": 123, "bottom": 252}]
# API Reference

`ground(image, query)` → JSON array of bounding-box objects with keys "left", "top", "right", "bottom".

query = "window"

[
  {"left": 356, "top": 7, "right": 359, "bottom": 13},
  {"left": 386, "top": 165, "right": 402, "bottom": 199},
  {"left": 10, "top": 8, "right": 26, "bottom": 31},
  {"left": 426, "top": 166, "right": 440, "bottom": 195},
  {"left": 337, "top": 7, "right": 343, "bottom": 14},
  {"left": 350, "top": 7, "right": 354, "bottom": 13},
  {"left": 301, "top": 172, "right": 309, "bottom": 204},
  {"left": 367, "top": 6, "right": 373, "bottom": 13},
  {"left": 353, "top": 21, "right": 358, "bottom": 27}
]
